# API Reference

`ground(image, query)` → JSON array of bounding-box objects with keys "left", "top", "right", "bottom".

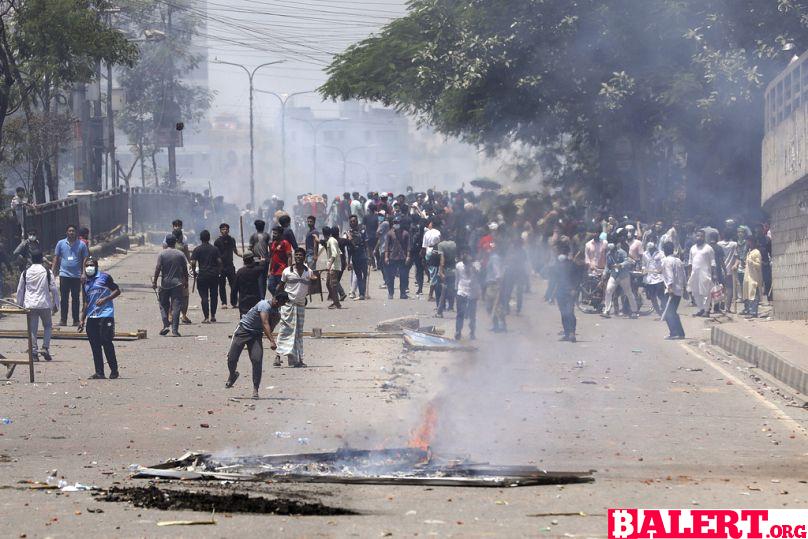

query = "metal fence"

[
  {"left": 89, "top": 187, "right": 129, "bottom": 238},
  {"left": 25, "top": 198, "right": 80, "bottom": 252},
  {"left": 130, "top": 187, "right": 194, "bottom": 232}
]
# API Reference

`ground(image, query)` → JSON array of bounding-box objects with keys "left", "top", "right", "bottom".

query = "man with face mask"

[
  {"left": 687, "top": 229, "right": 716, "bottom": 317},
  {"left": 584, "top": 230, "right": 607, "bottom": 275},
  {"left": 16, "top": 250, "right": 58, "bottom": 361},
  {"left": 602, "top": 241, "right": 638, "bottom": 318},
  {"left": 625, "top": 224, "right": 644, "bottom": 265},
  {"left": 78, "top": 257, "right": 121, "bottom": 379},
  {"left": 642, "top": 242, "right": 665, "bottom": 316},
  {"left": 13, "top": 228, "right": 41, "bottom": 269}
]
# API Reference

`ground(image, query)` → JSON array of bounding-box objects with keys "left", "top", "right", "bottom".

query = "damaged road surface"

[{"left": 131, "top": 448, "right": 594, "bottom": 488}]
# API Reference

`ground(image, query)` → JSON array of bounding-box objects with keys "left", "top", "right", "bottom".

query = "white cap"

[{"left": 488, "top": 222, "right": 499, "bottom": 231}]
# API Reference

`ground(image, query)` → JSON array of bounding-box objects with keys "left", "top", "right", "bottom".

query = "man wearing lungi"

[{"left": 275, "top": 247, "right": 318, "bottom": 367}]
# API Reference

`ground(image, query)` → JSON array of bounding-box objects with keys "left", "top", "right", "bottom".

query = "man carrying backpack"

[{"left": 15, "top": 251, "right": 58, "bottom": 361}]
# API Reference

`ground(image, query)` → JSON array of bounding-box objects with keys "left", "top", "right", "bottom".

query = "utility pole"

[
  {"left": 106, "top": 13, "right": 116, "bottom": 188},
  {"left": 166, "top": 5, "right": 177, "bottom": 189},
  {"left": 254, "top": 89, "right": 314, "bottom": 201},
  {"left": 319, "top": 145, "right": 375, "bottom": 193},
  {"left": 212, "top": 60, "right": 285, "bottom": 209}
]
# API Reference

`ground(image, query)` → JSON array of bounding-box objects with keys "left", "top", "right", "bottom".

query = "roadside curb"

[{"left": 711, "top": 326, "right": 808, "bottom": 396}]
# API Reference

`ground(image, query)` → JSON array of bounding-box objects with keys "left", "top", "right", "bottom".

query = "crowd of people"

[{"left": 6, "top": 185, "right": 774, "bottom": 396}]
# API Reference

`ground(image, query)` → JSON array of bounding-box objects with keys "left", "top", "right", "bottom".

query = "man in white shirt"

[
  {"left": 642, "top": 242, "right": 665, "bottom": 316},
  {"left": 687, "top": 229, "right": 716, "bottom": 317},
  {"left": 454, "top": 250, "right": 481, "bottom": 340},
  {"left": 275, "top": 247, "right": 318, "bottom": 367},
  {"left": 717, "top": 225, "right": 739, "bottom": 313},
  {"left": 421, "top": 218, "right": 441, "bottom": 300},
  {"left": 16, "top": 251, "right": 58, "bottom": 361},
  {"left": 626, "top": 225, "right": 644, "bottom": 264},
  {"left": 661, "top": 241, "right": 686, "bottom": 339}
]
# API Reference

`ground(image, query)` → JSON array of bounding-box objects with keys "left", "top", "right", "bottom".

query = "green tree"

[
  {"left": 321, "top": 0, "right": 808, "bottom": 217},
  {"left": 117, "top": 0, "right": 212, "bottom": 188},
  {"left": 0, "top": 0, "right": 137, "bottom": 201}
]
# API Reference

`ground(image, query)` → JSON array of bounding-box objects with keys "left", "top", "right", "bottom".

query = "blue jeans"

[
  {"left": 268, "top": 274, "right": 282, "bottom": 298},
  {"left": 352, "top": 257, "right": 368, "bottom": 298}
]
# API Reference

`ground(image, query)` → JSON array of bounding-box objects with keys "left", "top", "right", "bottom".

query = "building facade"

[{"left": 761, "top": 50, "right": 808, "bottom": 319}]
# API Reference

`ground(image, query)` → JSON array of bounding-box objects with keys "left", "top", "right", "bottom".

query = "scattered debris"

[
  {"left": 377, "top": 316, "right": 420, "bottom": 332},
  {"left": 403, "top": 329, "right": 477, "bottom": 352}
]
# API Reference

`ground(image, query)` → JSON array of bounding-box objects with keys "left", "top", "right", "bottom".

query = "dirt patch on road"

[{"left": 96, "top": 485, "right": 358, "bottom": 515}]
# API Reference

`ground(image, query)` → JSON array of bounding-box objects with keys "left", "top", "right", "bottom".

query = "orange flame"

[{"left": 409, "top": 401, "right": 438, "bottom": 451}]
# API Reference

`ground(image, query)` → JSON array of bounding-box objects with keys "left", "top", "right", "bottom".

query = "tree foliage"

[
  {"left": 116, "top": 0, "right": 212, "bottom": 188},
  {"left": 321, "top": 0, "right": 808, "bottom": 216},
  {"left": 0, "top": 0, "right": 137, "bottom": 201}
]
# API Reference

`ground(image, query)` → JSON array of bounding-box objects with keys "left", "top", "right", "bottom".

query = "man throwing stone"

[{"left": 226, "top": 292, "right": 287, "bottom": 399}]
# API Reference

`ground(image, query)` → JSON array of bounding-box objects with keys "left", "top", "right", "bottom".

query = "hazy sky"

[{"left": 203, "top": 0, "right": 408, "bottom": 124}]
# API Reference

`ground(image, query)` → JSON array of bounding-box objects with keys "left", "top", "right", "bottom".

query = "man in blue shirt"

[
  {"left": 53, "top": 224, "right": 89, "bottom": 326},
  {"left": 226, "top": 292, "right": 288, "bottom": 399},
  {"left": 78, "top": 257, "right": 121, "bottom": 379}
]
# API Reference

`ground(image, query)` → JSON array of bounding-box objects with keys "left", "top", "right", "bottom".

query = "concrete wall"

[
  {"left": 762, "top": 51, "right": 808, "bottom": 319},
  {"left": 768, "top": 182, "right": 808, "bottom": 319}
]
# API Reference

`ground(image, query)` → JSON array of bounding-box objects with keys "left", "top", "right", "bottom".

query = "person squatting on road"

[
  {"left": 79, "top": 257, "right": 121, "bottom": 379},
  {"left": 153, "top": 234, "right": 188, "bottom": 337},
  {"left": 15, "top": 250, "right": 58, "bottom": 361},
  {"left": 274, "top": 248, "right": 318, "bottom": 367},
  {"left": 191, "top": 229, "right": 223, "bottom": 324},
  {"left": 226, "top": 292, "right": 287, "bottom": 399}
]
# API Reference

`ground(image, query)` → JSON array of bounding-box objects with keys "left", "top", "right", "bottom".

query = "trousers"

[
  {"left": 352, "top": 257, "right": 368, "bottom": 298},
  {"left": 218, "top": 266, "right": 237, "bottom": 307},
  {"left": 227, "top": 326, "right": 263, "bottom": 390},
  {"left": 557, "top": 291, "right": 576, "bottom": 336},
  {"left": 604, "top": 274, "right": 637, "bottom": 314},
  {"left": 27, "top": 308, "right": 52, "bottom": 355},
  {"left": 663, "top": 294, "right": 685, "bottom": 337},
  {"left": 326, "top": 270, "right": 342, "bottom": 306},
  {"left": 159, "top": 286, "right": 183, "bottom": 333},
  {"left": 59, "top": 276, "right": 81, "bottom": 324},
  {"left": 197, "top": 276, "right": 218, "bottom": 319},
  {"left": 86, "top": 317, "right": 118, "bottom": 376},
  {"left": 385, "top": 259, "right": 409, "bottom": 298},
  {"left": 437, "top": 273, "right": 456, "bottom": 314},
  {"left": 455, "top": 295, "right": 477, "bottom": 338}
]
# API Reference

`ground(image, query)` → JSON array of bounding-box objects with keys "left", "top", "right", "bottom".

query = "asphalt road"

[{"left": 1, "top": 245, "right": 806, "bottom": 538}]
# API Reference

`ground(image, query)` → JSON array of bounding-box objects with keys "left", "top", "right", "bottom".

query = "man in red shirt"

[{"left": 268, "top": 226, "right": 293, "bottom": 298}]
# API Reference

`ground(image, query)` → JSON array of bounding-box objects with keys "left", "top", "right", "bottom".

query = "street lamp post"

[
  {"left": 254, "top": 90, "right": 317, "bottom": 203},
  {"left": 282, "top": 117, "right": 347, "bottom": 193},
  {"left": 318, "top": 145, "right": 376, "bottom": 193},
  {"left": 212, "top": 60, "right": 285, "bottom": 209}
]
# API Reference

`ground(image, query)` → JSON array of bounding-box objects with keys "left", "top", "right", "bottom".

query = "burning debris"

[
  {"left": 96, "top": 485, "right": 356, "bottom": 516},
  {"left": 131, "top": 448, "right": 593, "bottom": 488}
]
